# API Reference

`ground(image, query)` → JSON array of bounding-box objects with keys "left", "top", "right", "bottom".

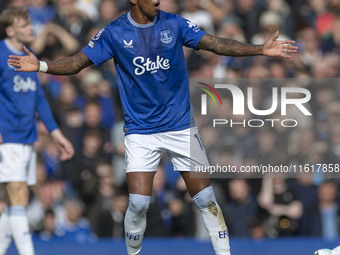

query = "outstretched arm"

[
  {"left": 197, "top": 31, "right": 298, "bottom": 58},
  {"left": 8, "top": 46, "right": 93, "bottom": 75}
]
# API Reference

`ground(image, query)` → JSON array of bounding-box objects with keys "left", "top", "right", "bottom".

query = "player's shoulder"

[
  {"left": 0, "top": 40, "right": 6, "bottom": 51},
  {"left": 0, "top": 40, "right": 8, "bottom": 65}
]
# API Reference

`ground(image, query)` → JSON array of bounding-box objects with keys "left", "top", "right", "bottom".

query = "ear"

[
  {"left": 129, "top": 0, "right": 137, "bottom": 5},
  {"left": 6, "top": 26, "right": 14, "bottom": 38}
]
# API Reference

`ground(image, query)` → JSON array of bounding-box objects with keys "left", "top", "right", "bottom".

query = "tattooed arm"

[
  {"left": 8, "top": 46, "right": 93, "bottom": 74},
  {"left": 44, "top": 51, "right": 93, "bottom": 75},
  {"left": 197, "top": 31, "right": 298, "bottom": 58}
]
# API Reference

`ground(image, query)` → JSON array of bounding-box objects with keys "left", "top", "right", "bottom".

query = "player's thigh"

[
  {"left": 126, "top": 172, "right": 155, "bottom": 196},
  {"left": 164, "top": 127, "right": 211, "bottom": 197},
  {"left": 125, "top": 133, "right": 162, "bottom": 172},
  {"left": 124, "top": 133, "right": 161, "bottom": 195},
  {"left": 0, "top": 143, "right": 36, "bottom": 186},
  {"left": 164, "top": 127, "right": 210, "bottom": 171}
]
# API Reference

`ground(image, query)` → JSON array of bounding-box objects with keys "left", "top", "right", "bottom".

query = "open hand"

[
  {"left": 263, "top": 31, "right": 298, "bottom": 58},
  {"left": 8, "top": 46, "right": 39, "bottom": 72}
]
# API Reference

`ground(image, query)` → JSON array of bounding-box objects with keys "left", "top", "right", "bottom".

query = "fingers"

[
  {"left": 8, "top": 59, "right": 24, "bottom": 71},
  {"left": 282, "top": 40, "right": 296, "bottom": 44},
  {"left": 282, "top": 48, "right": 298, "bottom": 53},
  {"left": 273, "top": 31, "right": 279, "bottom": 40},
  {"left": 281, "top": 53, "right": 292, "bottom": 58},
  {"left": 8, "top": 59, "right": 19, "bottom": 66},
  {"left": 282, "top": 46, "right": 298, "bottom": 53},
  {"left": 23, "top": 46, "right": 32, "bottom": 55},
  {"left": 280, "top": 48, "right": 296, "bottom": 58},
  {"left": 276, "top": 40, "right": 298, "bottom": 50},
  {"left": 286, "top": 45, "right": 298, "bottom": 50},
  {"left": 66, "top": 145, "right": 75, "bottom": 159},
  {"left": 8, "top": 59, "right": 23, "bottom": 71},
  {"left": 60, "top": 150, "right": 71, "bottom": 161},
  {"left": 59, "top": 143, "right": 74, "bottom": 161},
  {"left": 9, "top": 55, "right": 21, "bottom": 60},
  {"left": 280, "top": 43, "right": 298, "bottom": 58}
]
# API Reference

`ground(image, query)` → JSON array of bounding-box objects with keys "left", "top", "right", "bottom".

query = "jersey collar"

[
  {"left": 4, "top": 39, "right": 24, "bottom": 55},
  {"left": 127, "top": 11, "right": 157, "bottom": 28}
]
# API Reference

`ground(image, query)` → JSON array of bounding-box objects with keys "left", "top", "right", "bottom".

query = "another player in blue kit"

[
  {"left": 0, "top": 7, "right": 74, "bottom": 255},
  {"left": 9, "top": 0, "right": 297, "bottom": 254}
]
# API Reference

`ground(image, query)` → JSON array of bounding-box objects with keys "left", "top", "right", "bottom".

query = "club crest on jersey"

[
  {"left": 160, "top": 30, "right": 173, "bottom": 44},
  {"left": 92, "top": 28, "right": 105, "bottom": 41}
]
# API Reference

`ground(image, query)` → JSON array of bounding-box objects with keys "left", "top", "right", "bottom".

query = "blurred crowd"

[{"left": 1, "top": 0, "right": 340, "bottom": 242}]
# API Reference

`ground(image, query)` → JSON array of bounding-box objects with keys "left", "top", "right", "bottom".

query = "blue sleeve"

[
  {"left": 35, "top": 82, "right": 58, "bottom": 133},
  {"left": 82, "top": 26, "right": 115, "bottom": 66},
  {"left": 177, "top": 15, "right": 206, "bottom": 49}
]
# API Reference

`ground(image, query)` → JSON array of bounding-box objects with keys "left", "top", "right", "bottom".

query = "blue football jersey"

[
  {"left": 0, "top": 40, "right": 58, "bottom": 143},
  {"left": 83, "top": 11, "right": 206, "bottom": 135}
]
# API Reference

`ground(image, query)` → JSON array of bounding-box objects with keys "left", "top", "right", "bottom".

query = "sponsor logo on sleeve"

[
  {"left": 88, "top": 41, "right": 95, "bottom": 48},
  {"left": 92, "top": 28, "right": 105, "bottom": 41},
  {"left": 187, "top": 21, "right": 200, "bottom": 32}
]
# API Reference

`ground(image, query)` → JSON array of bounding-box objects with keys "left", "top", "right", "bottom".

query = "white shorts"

[
  {"left": 125, "top": 127, "right": 210, "bottom": 172},
  {"left": 0, "top": 143, "right": 36, "bottom": 186}
]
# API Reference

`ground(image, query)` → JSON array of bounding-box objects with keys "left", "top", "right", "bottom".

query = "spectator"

[
  {"left": 169, "top": 177, "right": 196, "bottom": 237},
  {"left": 28, "top": 0, "right": 56, "bottom": 35},
  {"left": 98, "top": 0, "right": 121, "bottom": 26},
  {"left": 181, "top": 0, "right": 215, "bottom": 34},
  {"left": 111, "top": 117, "right": 126, "bottom": 187},
  {"left": 34, "top": 209, "right": 59, "bottom": 241},
  {"left": 97, "top": 190, "right": 129, "bottom": 238},
  {"left": 64, "top": 129, "right": 105, "bottom": 201},
  {"left": 258, "top": 177, "right": 303, "bottom": 237},
  {"left": 54, "top": 0, "right": 94, "bottom": 45},
  {"left": 31, "top": 22, "right": 79, "bottom": 59},
  {"left": 224, "top": 179, "right": 259, "bottom": 237},
  {"left": 302, "top": 180, "right": 340, "bottom": 239},
  {"left": 251, "top": 11, "right": 291, "bottom": 45},
  {"left": 77, "top": 69, "right": 116, "bottom": 132},
  {"left": 56, "top": 198, "right": 97, "bottom": 243},
  {"left": 87, "top": 162, "right": 116, "bottom": 233},
  {"left": 160, "top": 0, "right": 180, "bottom": 14},
  {"left": 146, "top": 165, "right": 172, "bottom": 237}
]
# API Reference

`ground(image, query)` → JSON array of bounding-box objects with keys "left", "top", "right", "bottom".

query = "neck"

[
  {"left": 130, "top": 9, "right": 156, "bottom": 25},
  {"left": 7, "top": 38, "right": 24, "bottom": 52},
  {"left": 320, "top": 201, "right": 335, "bottom": 209}
]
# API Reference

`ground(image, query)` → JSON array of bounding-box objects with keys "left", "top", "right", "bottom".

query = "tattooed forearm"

[
  {"left": 46, "top": 51, "right": 93, "bottom": 75},
  {"left": 197, "top": 34, "right": 263, "bottom": 56}
]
